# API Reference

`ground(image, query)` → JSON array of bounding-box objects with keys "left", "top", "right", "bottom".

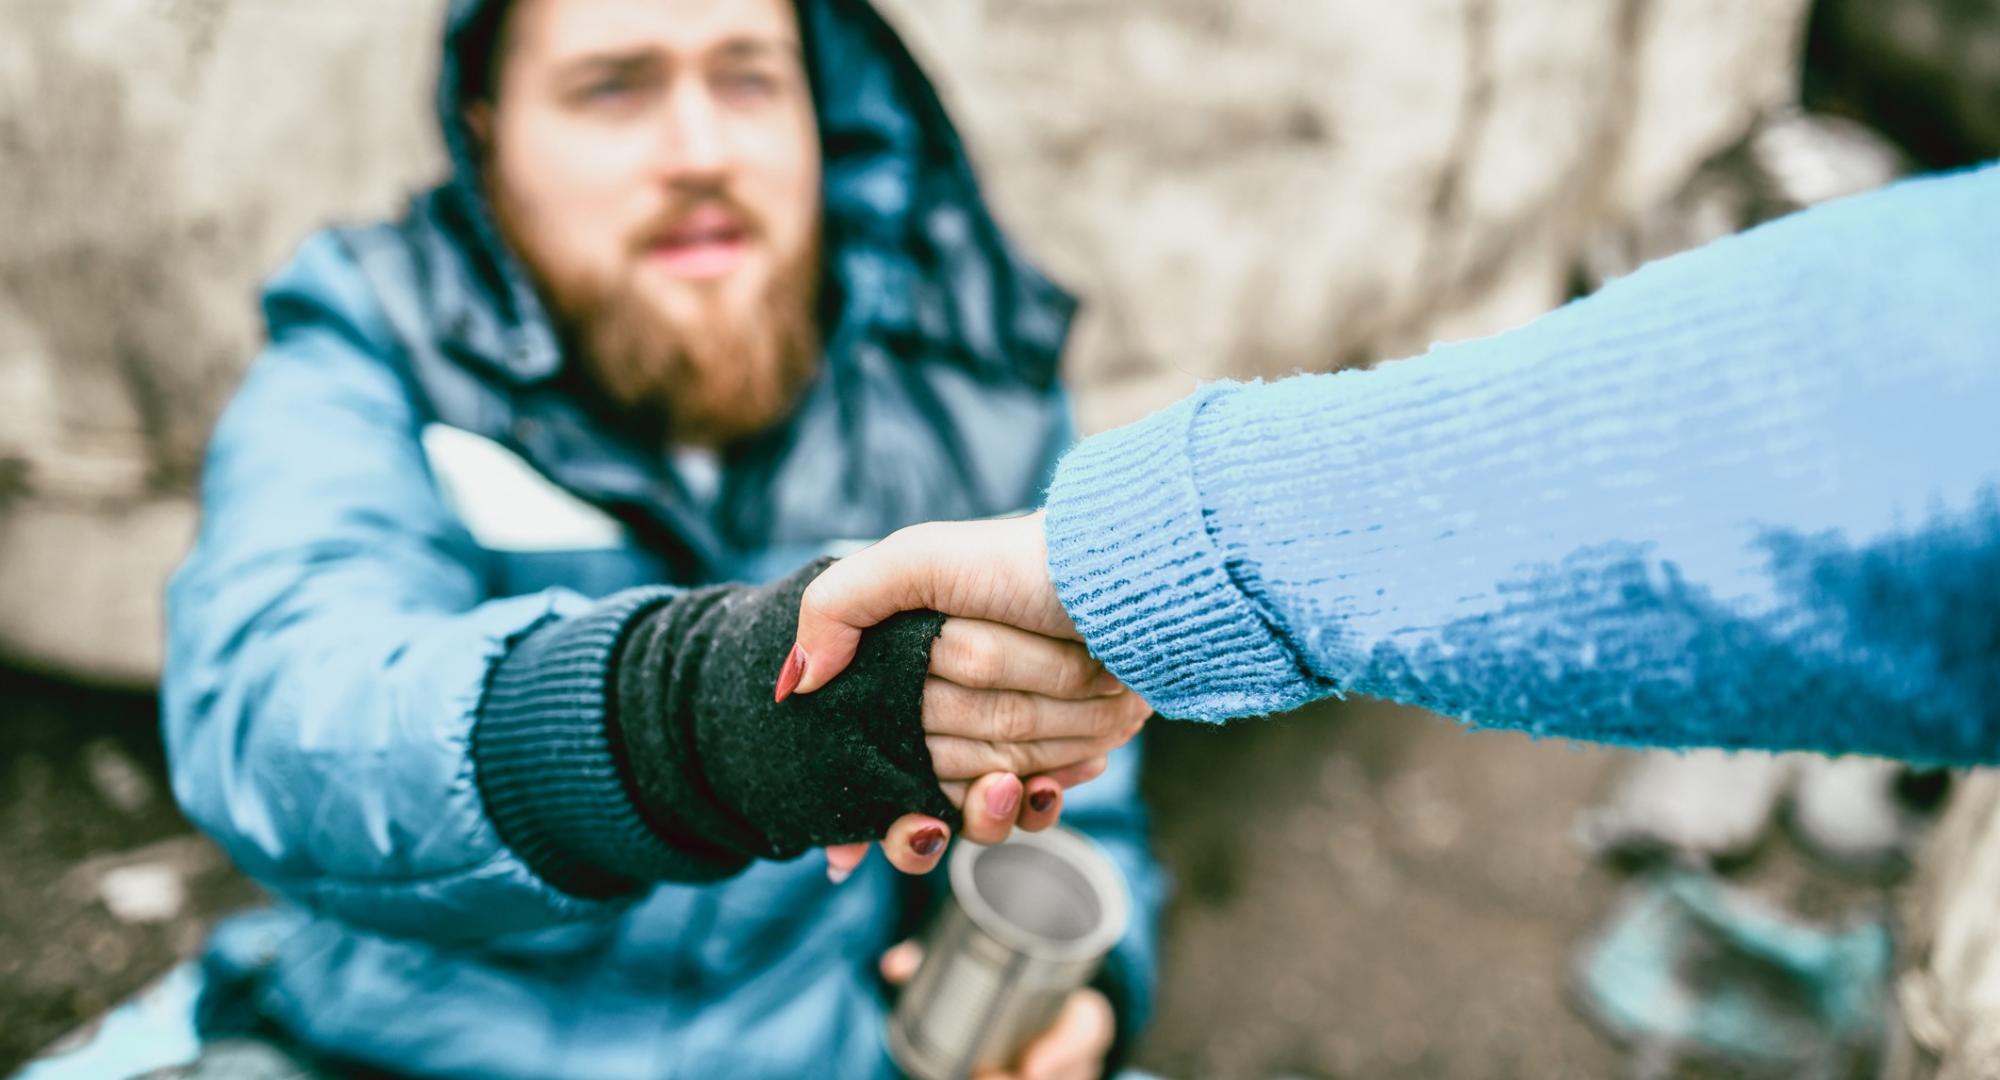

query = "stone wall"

[
  {"left": 0, "top": 1, "right": 1808, "bottom": 685},
  {"left": 883, "top": 0, "right": 1808, "bottom": 431},
  {"left": 0, "top": 3, "right": 442, "bottom": 685}
]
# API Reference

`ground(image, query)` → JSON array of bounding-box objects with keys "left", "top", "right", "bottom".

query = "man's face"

[{"left": 480, "top": 0, "right": 824, "bottom": 445}]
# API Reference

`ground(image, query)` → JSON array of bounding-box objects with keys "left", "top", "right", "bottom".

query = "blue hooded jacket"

[{"left": 158, "top": 1, "right": 1162, "bottom": 1075}]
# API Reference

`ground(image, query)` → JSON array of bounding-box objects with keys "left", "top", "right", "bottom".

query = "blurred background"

[{"left": 3, "top": 0, "right": 1999, "bottom": 1075}]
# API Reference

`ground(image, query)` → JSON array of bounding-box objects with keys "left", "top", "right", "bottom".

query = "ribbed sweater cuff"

[
  {"left": 1045, "top": 386, "right": 1320, "bottom": 721},
  {"left": 472, "top": 586, "right": 685, "bottom": 898}
]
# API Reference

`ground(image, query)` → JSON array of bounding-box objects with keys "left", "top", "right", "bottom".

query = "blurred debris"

[
  {"left": 1788, "top": 757, "right": 1948, "bottom": 884},
  {"left": 1580, "top": 750, "right": 1947, "bottom": 886},
  {"left": 1577, "top": 750, "right": 1795, "bottom": 866},
  {"left": 1575, "top": 871, "right": 1892, "bottom": 1078},
  {"left": 62, "top": 835, "right": 222, "bottom": 925},
  {"left": 82, "top": 737, "right": 155, "bottom": 815}
]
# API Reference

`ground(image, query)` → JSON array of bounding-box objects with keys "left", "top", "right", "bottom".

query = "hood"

[{"left": 428, "top": 0, "right": 1075, "bottom": 390}]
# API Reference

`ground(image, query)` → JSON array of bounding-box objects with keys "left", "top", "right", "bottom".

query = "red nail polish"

[
  {"left": 774, "top": 643, "right": 807, "bottom": 702},
  {"left": 911, "top": 826, "right": 946, "bottom": 857},
  {"left": 1028, "top": 789, "right": 1057, "bottom": 814},
  {"left": 986, "top": 781, "right": 1021, "bottom": 820}
]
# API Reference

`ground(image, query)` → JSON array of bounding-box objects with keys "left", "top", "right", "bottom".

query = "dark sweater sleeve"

[{"left": 472, "top": 559, "right": 958, "bottom": 896}]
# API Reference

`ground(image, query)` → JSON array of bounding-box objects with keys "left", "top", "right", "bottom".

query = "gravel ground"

[{"left": 1, "top": 666, "right": 1891, "bottom": 1078}]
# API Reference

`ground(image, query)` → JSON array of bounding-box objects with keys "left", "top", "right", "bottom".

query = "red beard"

[{"left": 497, "top": 186, "right": 823, "bottom": 447}]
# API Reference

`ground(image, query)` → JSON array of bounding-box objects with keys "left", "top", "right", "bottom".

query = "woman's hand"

[{"left": 783, "top": 513, "right": 1074, "bottom": 696}]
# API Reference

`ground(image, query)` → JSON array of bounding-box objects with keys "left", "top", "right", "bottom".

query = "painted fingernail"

[
  {"left": 827, "top": 860, "right": 854, "bottom": 885},
  {"left": 774, "top": 643, "right": 807, "bottom": 702},
  {"left": 911, "top": 826, "right": 947, "bottom": 857},
  {"left": 1028, "top": 789, "right": 1057, "bottom": 814},
  {"left": 985, "top": 781, "right": 1021, "bottom": 820}
]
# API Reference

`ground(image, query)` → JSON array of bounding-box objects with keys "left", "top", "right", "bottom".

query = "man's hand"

[
  {"left": 881, "top": 940, "right": 1114, "bottom": 1080},
  {"left": 823, "top": 612, "right": 1150, "bottom": 880},
  {"left": 789, "top": 514, "right": 1147, "bottom": 878}
]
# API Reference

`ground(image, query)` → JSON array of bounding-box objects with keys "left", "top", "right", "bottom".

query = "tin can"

[{"left": 887, "top": 827, "right": 1131, "bottom": 1079}]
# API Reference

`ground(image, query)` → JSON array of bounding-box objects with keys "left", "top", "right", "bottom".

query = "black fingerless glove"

[
  {"left": 612, "top": 558, "right": 960, "bottom": 872},
  {"left": 473, "top": 558, "right": 959, "bottom": 897}
]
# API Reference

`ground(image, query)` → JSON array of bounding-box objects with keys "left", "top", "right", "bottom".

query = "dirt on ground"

[
  {"left": 1, "top": 666, "right": 1893, "bottom": 1078},
  {"left": 0, "top": 668, "right": 262, "bottom": 1068}
]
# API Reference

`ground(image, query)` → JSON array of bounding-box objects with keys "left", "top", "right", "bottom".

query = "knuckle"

[
  {"left": 981, "top": 742, "right": 1017, "bottom": 776},
  {"left": 927, "top": 736, "right": 979, "bottom": 780},
  {"left": 1086, "top": 698, "right": 1128, "bottom": 736},
  {"left": 1056, "top": 645, "right": 1097, "bottom": 692},
  {"left": 932, "top": 680, "right": 980, "bottom": 720},
  {"left": 999, "top": 694, "right": 1041, "bottom": 743},
  {"left": 922, "top": 678, "right": 971, "bottom": 732},
  {"left": 962, "top": 637, "right": 1005, "bottom": 688},
  {"left": 936, "top": 625, "right": 1000, "bottom": 687}
]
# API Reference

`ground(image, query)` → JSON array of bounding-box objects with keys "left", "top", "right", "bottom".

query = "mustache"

[{"left": 629, "top": 186, "right": 764, "bottom": 252}]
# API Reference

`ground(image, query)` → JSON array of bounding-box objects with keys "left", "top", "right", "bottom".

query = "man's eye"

[
  {"left": 582, "top": 78, "right": 634, "bottom": 102},
  {"left": 716, "top": 71, "right": 779, "bottom": 103}
]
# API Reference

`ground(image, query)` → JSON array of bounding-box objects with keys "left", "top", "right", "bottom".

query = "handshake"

[
  {"left": 600, "top": 511, "right": 1147, "bottom": 885},
  {"left": 776, "top": 512, "right": 1127, "bottom": 881}
]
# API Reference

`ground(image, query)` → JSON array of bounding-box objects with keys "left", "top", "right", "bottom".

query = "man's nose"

[{"left": 658, "top": 83, "right": 731, "bottom": 182}]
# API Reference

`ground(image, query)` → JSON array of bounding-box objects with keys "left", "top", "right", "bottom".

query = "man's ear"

[{"left": 464, "top": 100, "right": 494, "bottom": 154}]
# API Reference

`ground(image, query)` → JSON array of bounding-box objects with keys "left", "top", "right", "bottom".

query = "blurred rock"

[
  {"left": 60, "top": 834, "right": 225, "bottom": 927},
  {"left": 1788, "top": 756, "right": 1937, "bottom": 883},
  {"left": 96, "top": 864, "right": 187, "bottom": 926},
  {"left": 1574, "top": 749, "right": 1793, "bottom": 865},
  {"left": 0, "top": 0, "right": 1809, "bottom": 684}
]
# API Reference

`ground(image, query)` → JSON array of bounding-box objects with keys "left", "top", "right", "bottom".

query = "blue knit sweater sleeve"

[{"left": 1046, "top": 163, "right": 2000, "bottom": 765}]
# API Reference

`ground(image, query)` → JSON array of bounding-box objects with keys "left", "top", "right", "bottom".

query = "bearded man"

[{"left": 67, "top": 1, "right": 1162, "bottom": 1076}]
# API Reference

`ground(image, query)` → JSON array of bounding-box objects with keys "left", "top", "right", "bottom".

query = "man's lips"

[{"left": 645, "top": 207, "right": 753, "bottom": 280}]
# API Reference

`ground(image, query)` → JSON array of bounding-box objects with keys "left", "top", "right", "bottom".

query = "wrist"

[{"left": 471, "top": 586, "right": 723, "bottom": 896}]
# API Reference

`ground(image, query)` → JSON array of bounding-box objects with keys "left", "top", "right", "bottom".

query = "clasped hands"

[{"left": 777, "top": 512, "right": 1136, "bottom": 880}]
